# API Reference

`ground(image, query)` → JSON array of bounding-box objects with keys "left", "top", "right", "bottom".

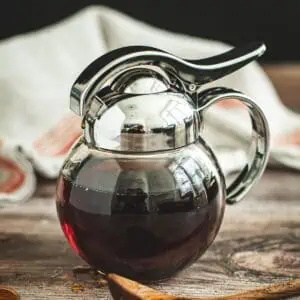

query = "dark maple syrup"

[{"left": 56, "top": 156, "right": 223, "bottom": 281}]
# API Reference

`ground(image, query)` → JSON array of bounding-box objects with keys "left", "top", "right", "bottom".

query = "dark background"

[{"left": 1, "top": 0, "right": 299, "bottom": 62}]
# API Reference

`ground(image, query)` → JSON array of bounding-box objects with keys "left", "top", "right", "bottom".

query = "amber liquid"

[{"left": 56, "top": 157, "right": 222, "bottom": 281}]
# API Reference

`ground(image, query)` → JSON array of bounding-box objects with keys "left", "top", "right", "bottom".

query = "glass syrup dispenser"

[{"left": 56, "top": 43, "right": 270, "bottom": 281}]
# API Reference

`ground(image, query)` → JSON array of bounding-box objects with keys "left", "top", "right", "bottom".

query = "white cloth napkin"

[{"left": 0, "top": 6, "right": 299, "bottom": 203}]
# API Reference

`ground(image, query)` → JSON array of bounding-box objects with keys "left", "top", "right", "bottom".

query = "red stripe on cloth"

[
  {"left": 33, "top": 115, "right": 82, "bottom": 157},
  {"left": 0, "top": 156, "right": 25, "bottom": 193},
  {"left": 275, "top": 130, "right": 300, "bottom": 146},
  {"left": 215, "top": 99, "right": 245, "bottom": 109}
]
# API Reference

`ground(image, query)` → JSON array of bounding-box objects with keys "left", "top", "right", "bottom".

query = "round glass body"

[{"left": 56, "top": 138, "right": 225, "bottom": 281}]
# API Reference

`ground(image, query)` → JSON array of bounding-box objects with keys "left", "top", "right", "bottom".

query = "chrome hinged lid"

[{"left": 70, "top": 43, "right": 266, "bottom": 152}]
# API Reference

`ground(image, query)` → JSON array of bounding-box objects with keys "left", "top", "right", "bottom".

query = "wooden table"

[{"left": 1, "top": 65, "right": 300, "bottom": 299}]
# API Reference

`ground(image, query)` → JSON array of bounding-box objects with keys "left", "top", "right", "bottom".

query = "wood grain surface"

[
  {"left": 0, "top": 65, "right": 300, "bottom": 299},
  {"left": 0, "top": 169, "right": 299, "bottom": 299}
]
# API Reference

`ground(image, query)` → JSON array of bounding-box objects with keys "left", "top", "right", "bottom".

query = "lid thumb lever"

[{"left": 185, "top": 42, "right": 266, "bottom": 85}]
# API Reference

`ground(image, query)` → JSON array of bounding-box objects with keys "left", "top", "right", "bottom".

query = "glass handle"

[{"left": 197, "top": 87, "right": 270, "bottom": 204}]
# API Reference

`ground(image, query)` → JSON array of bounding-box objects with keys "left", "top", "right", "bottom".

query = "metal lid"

[
  {"left": 71, "top": 43, "right": 266, "bottom": 152},
  {"left": 86, "top": 91, "right": 200, "bottom": 152},
  {"left": 81, "top": 69, "right": 201, "bottom": 152}
]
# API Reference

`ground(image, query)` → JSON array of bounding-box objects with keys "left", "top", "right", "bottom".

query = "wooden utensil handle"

[
  {"left": 107, "top": 273, "right": 300, "bottom": 300},
  {"left": 0, "top": 285, "right": 20, "bottom": 300}
]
